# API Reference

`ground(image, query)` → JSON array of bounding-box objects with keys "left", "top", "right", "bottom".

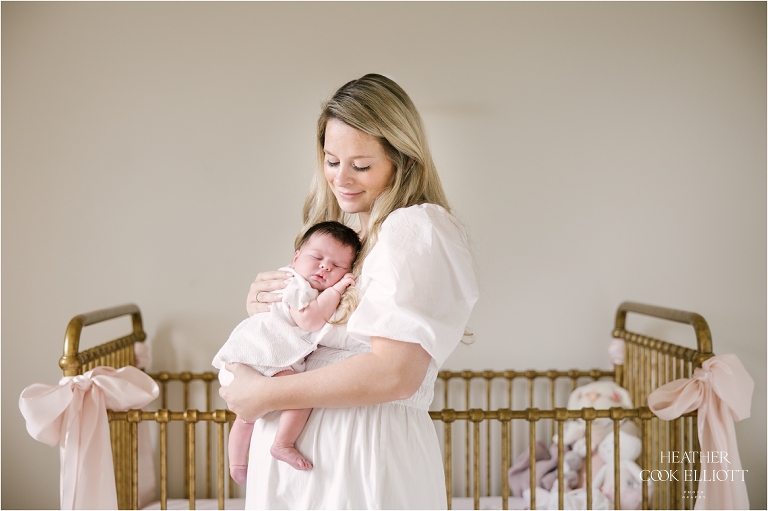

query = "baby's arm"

[{"left": 289, "top": 273, "right": 355, "bottom": 332}]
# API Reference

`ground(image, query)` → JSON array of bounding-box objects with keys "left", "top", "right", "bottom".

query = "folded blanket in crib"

[{"left": 508, "top": 441, "right": 560, "bottom": 495}]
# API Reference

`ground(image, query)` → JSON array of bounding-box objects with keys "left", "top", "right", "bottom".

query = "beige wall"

[{"left": 3, "top": 2, "right": 765, "bottom": 508}]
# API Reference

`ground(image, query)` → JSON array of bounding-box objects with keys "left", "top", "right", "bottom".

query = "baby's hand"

[{"left": 332, "top": 273, "right": 356, "bottom": 294}]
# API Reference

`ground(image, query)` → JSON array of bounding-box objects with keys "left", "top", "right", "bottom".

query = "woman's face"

[{"left": 323, "top": 118, "right": 395, "bottom": 225}]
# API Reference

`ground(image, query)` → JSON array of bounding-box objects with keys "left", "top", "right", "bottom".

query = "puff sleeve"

[{"left": 347, "top": 204, "right": 479, "bottom": 367}]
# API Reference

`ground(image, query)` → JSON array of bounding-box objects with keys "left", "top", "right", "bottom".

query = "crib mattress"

[
  {"left": 452, "top": 496, "right": 529, "bottom": 510},
  {"left": 142, "top": 499, "right": 245, "bottom": 510}
]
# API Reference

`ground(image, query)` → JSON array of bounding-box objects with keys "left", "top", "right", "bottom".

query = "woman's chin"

[
  {"left": 335, "top": 201, "right": 358, "bottom": 213},
  {"left": 333, "top": 195, "right": 366, "bottom": 214}
]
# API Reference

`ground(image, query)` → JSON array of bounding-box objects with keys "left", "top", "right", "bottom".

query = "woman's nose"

[{"left": 334, "top": 164, "right": 354, "bottom": 186}]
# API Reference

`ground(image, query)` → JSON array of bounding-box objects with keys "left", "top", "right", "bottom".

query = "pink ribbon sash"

[
  {"left": 19, "top": 366, "right": 159, "bottom": 510},
  {"left": 648, "top": 354, "right": 753, "bottom": 510}
]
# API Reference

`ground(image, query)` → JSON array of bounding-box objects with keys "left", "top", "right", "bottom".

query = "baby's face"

[{"left": 290, "top": 233, "right": 355, "bottom": 291}]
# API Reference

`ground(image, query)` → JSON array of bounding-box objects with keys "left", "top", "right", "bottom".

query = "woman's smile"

[{"left": 336, "top": 190, "right": 363, "bottom": 199}]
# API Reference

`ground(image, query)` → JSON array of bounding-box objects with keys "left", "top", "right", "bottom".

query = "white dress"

[
  {"left": 244, "top": 204, "right": 479, "bottom": 509},
  {"left": 212, "top": 269, "right": 319, "bottom": 382}
]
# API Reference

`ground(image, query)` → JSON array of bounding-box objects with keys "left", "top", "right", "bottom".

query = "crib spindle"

[
  {"left": 213, "top": 410, "right": 227, "bottom": 511},
  {"left": 205, "top": 378, "right": 213, "bottom": 499},
  {"left": 185, "top": 410, "right": 197, "bottom": 510},
  {"left": 584, "top": 410, "right": 594, "bottom": 511},
  {"left": 499, "top": 410, "right": 511, "bottom": 511},
  {"left": 554, "top": 409, "right": 567, "bottom": 510},
  {"left": 640, "top": 407, "right": 651, "bottom": 511},
  {"left": 158, "top": 410, "right": 169, "bottom": 511},
  {"left": 445, "top": 419, "right": 453, "bottom": 510},
  {"left": 484, "top": 373, "right": 492, "bottom": 498},
  {"left": 472, "top": 413, "right": 481, "bottom": 510},
  {"left": 506, "top": 375, "right": 513, "bottom": 480},
  {"left": 129, "top": 413, "right": 140, "bottom": 510},
  {"left": 612, "top": 413, "right": 622, "bottom": 510},
  {"left": 464, "top": 373, "right": 471, "bottom": 499},
  {"left": 526, "top": 409, "right": 538, "bottom": 510}
]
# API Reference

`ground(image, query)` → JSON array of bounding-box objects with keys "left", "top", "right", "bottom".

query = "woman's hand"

[
  {"left": 246, "top": 270, "right": 293, "bottom": 316},
  {"left": 219, "top": 363, "right": 272, "bottom": 421}
]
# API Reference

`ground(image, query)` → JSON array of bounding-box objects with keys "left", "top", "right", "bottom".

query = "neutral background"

[{"left": 3, "top": 2, "right": 765, "bottom": 509}]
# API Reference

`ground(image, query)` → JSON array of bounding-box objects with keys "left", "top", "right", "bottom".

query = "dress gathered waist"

[{"left": 307, "top": 346, "right": 437, "bottom": 411}]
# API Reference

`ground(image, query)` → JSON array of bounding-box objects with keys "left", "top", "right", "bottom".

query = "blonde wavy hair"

[{"left": 297, "top": 74, "right": 451, "bottom": 324}]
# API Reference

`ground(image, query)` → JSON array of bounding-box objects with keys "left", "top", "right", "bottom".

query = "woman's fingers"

[
  {"left": 255, "top": 270, "right": 293, "bottom": 288},
  {"left": 255, "top": 291, "right": 282, "bottom": 303},
  {"left": 246, "top": 270, "right": 293, "bottom": 315}
]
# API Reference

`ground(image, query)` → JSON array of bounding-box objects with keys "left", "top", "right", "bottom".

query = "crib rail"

[
  {"left": 59, "top": 303, "right": 145, "bottom": 376},
  {"left": 613, "top": 301, "right": 714, "bottom": 395},
  {"left": 437, "top": 369, "right": 616, "bottom": 409},
  {"left": 614, "top": 301, "right": 712, "bottom": 356}
]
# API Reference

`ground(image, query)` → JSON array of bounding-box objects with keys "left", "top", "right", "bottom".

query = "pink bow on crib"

[
  {"left": 648, "top": 354, "right": 752, "bottom": 510},
  {"left": 19, "top": 366, "right": 159, "bottom": 510}
]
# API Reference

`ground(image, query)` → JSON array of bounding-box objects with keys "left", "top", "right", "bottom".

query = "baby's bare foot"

[
  {"left": 230, "top": 464, "right": 248, "bottom": 486},
  {"left": 270, "top": 442, "right": 313, "bottom": 470}
]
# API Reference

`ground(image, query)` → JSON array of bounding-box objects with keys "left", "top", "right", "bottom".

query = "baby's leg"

[
  {"left": 269, "top": 369, "right": 313, "bottom": 470},
  {"left": 228, "top": 418, "right": 254, "bottom": 485}
]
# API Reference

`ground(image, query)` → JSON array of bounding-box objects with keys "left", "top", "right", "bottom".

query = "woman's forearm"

[{"left": 262, "top": 337, "right": 432, "bottom": 411}]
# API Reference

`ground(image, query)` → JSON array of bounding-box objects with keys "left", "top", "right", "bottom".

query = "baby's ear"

[{"left": 291, "top": 250, "right": 300, "bottom": 264}]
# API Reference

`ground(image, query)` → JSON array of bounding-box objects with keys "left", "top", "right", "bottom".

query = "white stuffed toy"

[
  {"left": 558, "top": 381, "right": 633, "bottom": 491},
  {"left": 561, "top": 381, "right": 633, "bottom": 445},
  {"left": 593, "top": 427, "right": 651, "bottom": 510},
  {"left": 592, "top": 459, "right": 648, "bottom": 510}
]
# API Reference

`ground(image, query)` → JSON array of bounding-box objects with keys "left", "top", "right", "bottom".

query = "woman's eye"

[
  {"left": 353, "top": 165, "right": 370, "bottom": 172},
  {"left": 326, "top": 160, "right": 340, "bottom": 167}
]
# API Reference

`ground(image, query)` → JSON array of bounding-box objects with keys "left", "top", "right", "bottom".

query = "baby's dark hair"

[{"left": 296, "top": 221, "right": 362, "bottom": 262}]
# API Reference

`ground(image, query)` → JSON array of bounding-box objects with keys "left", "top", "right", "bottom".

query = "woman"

[{"left": 220, "top": 74, "right": 478, "bottom": 509}]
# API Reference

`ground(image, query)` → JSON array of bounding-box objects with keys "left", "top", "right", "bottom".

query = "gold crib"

[{"left": 58, "top": 302, "right": 712, "bottom": 510}]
